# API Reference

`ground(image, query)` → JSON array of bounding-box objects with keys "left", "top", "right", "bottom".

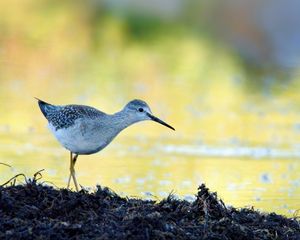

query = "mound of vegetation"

[{"left": 0, "top": 173, "right": 299, "bottom": 239}]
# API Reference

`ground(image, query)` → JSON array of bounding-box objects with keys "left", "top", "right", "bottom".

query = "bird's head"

[{"left": 123, "top": 99, "right": 175, "bottom": 131}]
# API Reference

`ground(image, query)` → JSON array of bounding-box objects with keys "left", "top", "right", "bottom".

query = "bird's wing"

[{"left": 38, "top": 101, "right": 105, "bottom": 130}]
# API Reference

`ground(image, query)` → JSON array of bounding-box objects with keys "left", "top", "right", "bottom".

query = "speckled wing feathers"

[{"left": 37, "top": 100, "right": 105, "bottom": 130}]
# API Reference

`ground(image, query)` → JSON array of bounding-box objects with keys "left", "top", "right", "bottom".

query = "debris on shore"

[{"left": 0, "top": 175, "right": 299, "bottom": 239}]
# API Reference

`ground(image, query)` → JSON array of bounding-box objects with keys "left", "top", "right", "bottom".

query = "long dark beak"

[{"left": 147, "top": 113, "right": 175, "bottom": 131}]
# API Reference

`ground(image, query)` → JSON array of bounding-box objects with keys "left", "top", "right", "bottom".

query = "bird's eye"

[{"left": 138, "top": 108, "right": 144, "bottom": 112}]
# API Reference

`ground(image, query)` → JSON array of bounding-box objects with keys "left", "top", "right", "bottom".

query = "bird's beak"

[{"left": 147, "top": 113, "right": 175, "bottom": 131}]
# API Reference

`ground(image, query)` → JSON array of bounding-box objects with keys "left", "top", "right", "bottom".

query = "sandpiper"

[{"left": 37, "top": 98, "right": 175, "bottom": 191}]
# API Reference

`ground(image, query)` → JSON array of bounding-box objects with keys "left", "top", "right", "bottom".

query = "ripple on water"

[
  {"left": 159, "top": 144, "right": 300, "bottom": 159},
  {"left": 114, "top": 176, "right": 131, "bottom": 184},
  {"left": 260, "top": 173, "right": 272, "bottom": 184}
]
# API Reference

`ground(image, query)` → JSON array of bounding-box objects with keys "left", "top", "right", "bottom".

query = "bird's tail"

[{"left": 35, "top": 97, "right": 55, "bottom": 118}]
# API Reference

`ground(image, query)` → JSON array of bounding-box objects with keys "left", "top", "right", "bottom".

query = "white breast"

[{"left": 48, "top": 121, "right": 111, "bottom": 154}]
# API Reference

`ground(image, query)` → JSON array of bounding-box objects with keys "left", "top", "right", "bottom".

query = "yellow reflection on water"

[{"left": 0, "top": 133, "right": 299, "bottom": 217}]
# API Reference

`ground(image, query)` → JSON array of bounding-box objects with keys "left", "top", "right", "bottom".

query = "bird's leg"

[
  {"left": 67, "top": 152, "right": 73, "bottom": 189},
  {"left": 70, "top": 154, "right": 79, "bottom": 192},
  {"left": 67, "top": 152, "right": 79, "bottom": 191}
]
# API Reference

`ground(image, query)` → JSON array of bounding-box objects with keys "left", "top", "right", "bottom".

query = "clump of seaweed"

[{"left": 0, "top": 171, "right": 299, "bottom": 239}]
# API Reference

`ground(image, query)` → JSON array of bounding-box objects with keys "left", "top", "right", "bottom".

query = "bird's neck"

[{"left": 111, "top": 110, "right": 139, "bottom": 131}]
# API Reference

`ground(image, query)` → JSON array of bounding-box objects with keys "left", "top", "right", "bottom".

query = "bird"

[{"left": 36, "top": 98, "right": 175, "bottom": 191}]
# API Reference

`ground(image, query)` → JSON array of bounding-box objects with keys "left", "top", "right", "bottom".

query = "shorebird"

[{"left": 36, "top": 98, "right": 175, "bottom": 191}]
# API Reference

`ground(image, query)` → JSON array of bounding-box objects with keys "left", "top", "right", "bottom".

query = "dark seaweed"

[{"left": 0, "top": 177, "right": 299, "bottom": 239}]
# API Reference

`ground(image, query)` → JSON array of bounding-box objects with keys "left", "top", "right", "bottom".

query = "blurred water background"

[{"left": 0, "top": 0, "right": 300, "bottom": 216}]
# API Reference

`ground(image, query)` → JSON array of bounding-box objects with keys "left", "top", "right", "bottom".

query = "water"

[{"left": 0, "top": 108, "right": 299, "bottom": 216}]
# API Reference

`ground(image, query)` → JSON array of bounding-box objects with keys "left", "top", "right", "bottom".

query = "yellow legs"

[{"left": 67, "top": 152, "right": 79, "bottom": 191}]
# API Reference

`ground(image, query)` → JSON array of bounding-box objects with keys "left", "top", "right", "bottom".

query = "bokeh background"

[{"left": 0, "top": 0, "right": 299, "bottom": 216}]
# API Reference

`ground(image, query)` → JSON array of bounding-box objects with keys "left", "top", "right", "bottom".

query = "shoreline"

[{"left": 0, "top": 177, "right": 299, "bottom": 239}]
